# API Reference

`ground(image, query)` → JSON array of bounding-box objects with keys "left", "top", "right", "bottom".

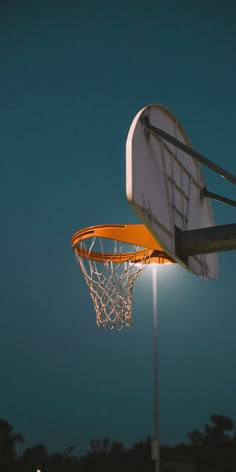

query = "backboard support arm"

[
  {"left": 175, "top": 223, "right": 236, "bottom": 257},
  {"left": 201, "top": 187, "right": 236, "bottom": 208},
  {"left": 141, "top": 115, "right": 236, "bottom": 186}
]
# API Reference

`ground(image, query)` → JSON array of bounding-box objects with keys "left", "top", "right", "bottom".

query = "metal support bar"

[
  {"left": 142, "top": 115, "right": 236, "bottom": 186},
  {"left": 175, "top": 224, "right": 236, "bottom": 257},
  {"left": 201, "top": 187, "right": 236, "bottom": 208}
]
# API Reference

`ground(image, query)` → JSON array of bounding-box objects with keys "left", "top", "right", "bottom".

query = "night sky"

[{"left": 1, "top": 0, "right": 236, "bottom": 457}]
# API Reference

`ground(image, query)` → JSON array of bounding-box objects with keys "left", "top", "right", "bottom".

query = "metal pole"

[{"left": 152, "top": 265, "right": 160, "bottom": 472}]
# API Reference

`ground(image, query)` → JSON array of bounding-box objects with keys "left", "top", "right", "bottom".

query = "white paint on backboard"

[{"left": 126, "top": 104, "right": 218, "bottom": 279}]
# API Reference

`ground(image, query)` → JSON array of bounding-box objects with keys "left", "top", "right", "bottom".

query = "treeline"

[{"left": 1, "top": 414, "right": 236, "bottom": 471}]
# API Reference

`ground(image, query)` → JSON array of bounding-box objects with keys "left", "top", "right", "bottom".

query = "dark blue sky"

[{"left": 0, "top": 0, "right": 236, "bottom": 456}]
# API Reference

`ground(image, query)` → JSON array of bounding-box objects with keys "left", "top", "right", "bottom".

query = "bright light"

[
  {"left": 143, "top": 261, "right": 174, "bottom": 281},
  {"left": 149, "top": 262, "right": 171, "bottom": 272},
  {"left": 151, "top": 262, "right": 172, "bottom": 266},
  {"left": 129, "top": 262, "right": 143, "bottom": 268}
]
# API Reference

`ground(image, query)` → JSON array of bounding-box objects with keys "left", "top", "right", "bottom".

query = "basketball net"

[
  {"left": 75, "top": 239, "right": 149, "bottom": 330},
  {"left": 72, "top": 225, "right": 173, "bottom": 330}
]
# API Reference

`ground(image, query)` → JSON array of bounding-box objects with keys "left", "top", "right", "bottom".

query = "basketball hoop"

[{"left": 72, "top": 224, "right": 173, "bottom": 330}]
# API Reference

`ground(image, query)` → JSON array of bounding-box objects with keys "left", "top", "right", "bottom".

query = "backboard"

[{"left": 126, "top": 104, "right": 218, "bottom": 279}]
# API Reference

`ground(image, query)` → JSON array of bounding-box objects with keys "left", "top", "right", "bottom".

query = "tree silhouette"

[
  {"left": 18, "top": 444, "right": 49, "bottom": 472},
  {"left": 0, "top": 413, "right": 235, "bottom": 471},
  {"left": 0, "top": 419, "right": 24, "bottom": 471},
  {"left": 82, "top": 437, "right": 126, "bottom": 472},
  {"left": 188, "top": 414, "right": 236, "bottom": 472}
]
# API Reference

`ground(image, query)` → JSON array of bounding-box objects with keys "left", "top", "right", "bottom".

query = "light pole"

[{"left": 152, "top": 265, "right": 160, "bottom": 472}]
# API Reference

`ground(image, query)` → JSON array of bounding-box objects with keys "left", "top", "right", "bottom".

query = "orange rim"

[{"left": 72, "top": 224, "right": 174, "bottom": 264}]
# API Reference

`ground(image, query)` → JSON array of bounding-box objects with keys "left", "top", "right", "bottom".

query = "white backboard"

[{"left": 126, "top": 104, "right": 218, "bottom": 279}]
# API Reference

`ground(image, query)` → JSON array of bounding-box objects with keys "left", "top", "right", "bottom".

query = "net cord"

[{"left": 75, "top": 237, "right": 149, "bottom": 330}]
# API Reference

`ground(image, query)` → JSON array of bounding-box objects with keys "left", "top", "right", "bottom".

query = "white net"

[{"left": 75, "top": 237, "right": 150, "bottom": 330}]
